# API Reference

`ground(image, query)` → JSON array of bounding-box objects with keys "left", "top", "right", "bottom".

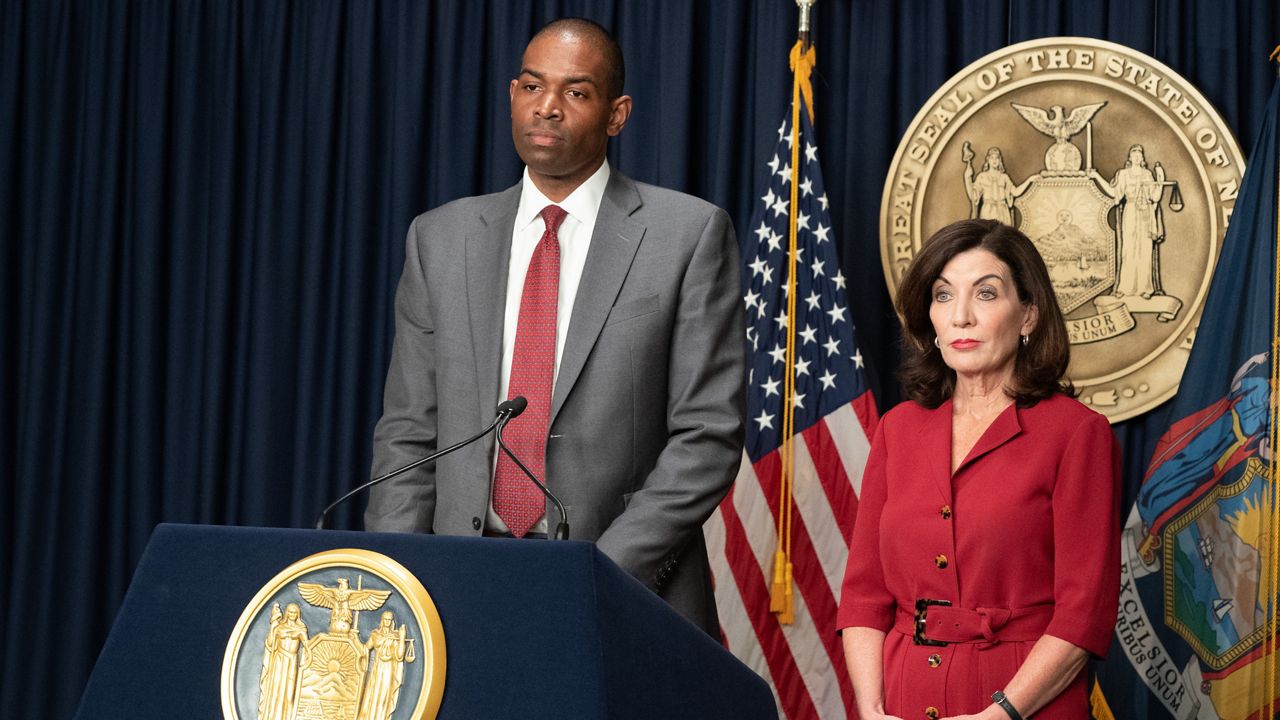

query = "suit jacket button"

[
  {"left": 927, "top": 653, "right": 942, "bottom": 667},
  {"left": 939, "top": 505, "right": 951, "bottom": 519},
  {"left": 934, "top": 554, "right": 948, "bottom": 569},
  {"left": 472, "top": 517, "right": 482, "bottom": 530},
  {"left": 925, "top": 707, "right": 939, "bottom": 720}
]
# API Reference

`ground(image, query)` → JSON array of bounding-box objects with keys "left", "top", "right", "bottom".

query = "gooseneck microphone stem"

[
  {"left": 495, "top": 415, "right": 570, "bottom": 540},
  {"left": 315, "top": 400, "right": 523, "bottom": 530}
]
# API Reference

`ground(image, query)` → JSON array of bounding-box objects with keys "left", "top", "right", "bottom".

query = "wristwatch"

[{"left": 991, "top": 690, "right": 1023, "bottom": 720}]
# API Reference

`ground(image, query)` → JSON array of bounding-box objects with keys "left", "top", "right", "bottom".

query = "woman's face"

[
  {"left": 928, "top": 248, "right": 1037, "bottom": 383},
  {"left": 1129, "top": 146, "right": 1144, "bottom": 165}
]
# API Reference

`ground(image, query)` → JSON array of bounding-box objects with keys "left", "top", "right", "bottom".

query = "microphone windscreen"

[{"left": 498, "top": 396, "right": 528, "bottom": 419}]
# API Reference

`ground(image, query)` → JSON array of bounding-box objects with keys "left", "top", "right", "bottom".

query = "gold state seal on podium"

[{"left": 221, "top": 549, "right": 446, "bottom": 720}]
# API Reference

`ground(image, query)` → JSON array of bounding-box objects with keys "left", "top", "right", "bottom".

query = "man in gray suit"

[{"left": 365, "top": 18, "right": 744, "bottom": 635}]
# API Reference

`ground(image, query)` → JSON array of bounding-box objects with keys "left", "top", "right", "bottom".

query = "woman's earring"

[
  {"left": 1021, "top": 334, "right": 1029, "bottom": 346},
  {"left": 933, "top": 337, "right": 940, "bottom": 349}
]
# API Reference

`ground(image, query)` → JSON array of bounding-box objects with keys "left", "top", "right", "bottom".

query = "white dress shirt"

[{"left": 487, "top": 160, "right": 611, "bottom": 534}]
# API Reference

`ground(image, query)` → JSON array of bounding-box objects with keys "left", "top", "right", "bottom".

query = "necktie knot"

[{"left": 541, "top": 204, "right": 567, "bottom": 233}]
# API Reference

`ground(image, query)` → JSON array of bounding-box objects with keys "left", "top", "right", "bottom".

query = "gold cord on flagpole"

[
  {"left": 770, "top": 46, "right": 803, "bottom": 624},
  {"left": 771, "top": 0, "right": 817, "bottom": 625}
]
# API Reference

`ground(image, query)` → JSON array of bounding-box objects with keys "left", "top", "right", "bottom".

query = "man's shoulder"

[
  {"left": 410, "top": 185, "right": 519, "bottom": 228},
  {"left": 614, "top": 173, "right": 726, "bottom": 223}
]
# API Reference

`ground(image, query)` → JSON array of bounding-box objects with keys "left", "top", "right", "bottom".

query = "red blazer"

[{"left": 837, "top": 394, "right": 1120, "bottom": 719}]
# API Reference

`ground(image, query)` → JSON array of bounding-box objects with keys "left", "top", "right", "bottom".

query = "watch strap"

[{"left": 991, "top": 690, "right": 1023, "bottom": 720}]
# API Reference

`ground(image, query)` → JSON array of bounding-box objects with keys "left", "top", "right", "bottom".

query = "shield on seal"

[
  {"left": 1160, "top": 456, "right": 1272, "bottom": 671},
  {"left": 1014, "top": 175, "right": 1115, "bottom": 314},
  {"left": 294, "top": 632, "right": 370, "bottom": 720}
]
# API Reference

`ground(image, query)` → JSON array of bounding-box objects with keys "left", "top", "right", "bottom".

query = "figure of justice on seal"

[
  {"left": 960, "top": 100, "right": 1185, "bottom": 341},
  {"left": 256, "top": 577, "right": 417, "bottom": 720}
]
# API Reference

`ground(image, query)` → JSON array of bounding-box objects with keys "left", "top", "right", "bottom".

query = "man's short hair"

[{"left": 529, "top": 17, "right": 625, "bottom": 100}]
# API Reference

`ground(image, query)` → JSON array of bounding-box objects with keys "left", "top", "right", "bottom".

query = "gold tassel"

[
  {"left": 769, "top": 550, "right": 787, "bottom": 612},
  {"left": 777, "top": 561, "right": 795, "bottom": 625}
]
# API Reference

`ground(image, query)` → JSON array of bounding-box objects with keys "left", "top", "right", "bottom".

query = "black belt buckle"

[{"left": 913, "top": 598, "right": 952, "bottom": 646}]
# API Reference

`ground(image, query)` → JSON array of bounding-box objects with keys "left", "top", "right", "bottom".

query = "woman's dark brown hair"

[{"left": 896, "top": 219, "right": 1072, "bottom": 408}]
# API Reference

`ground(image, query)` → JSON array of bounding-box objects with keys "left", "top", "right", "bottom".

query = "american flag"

[{"left": 704, "top": 95, "right": 879, "bottom": 719}]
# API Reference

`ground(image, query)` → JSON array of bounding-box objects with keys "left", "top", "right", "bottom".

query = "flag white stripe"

[
  {"left": 784, "top": 590, "right": 847, "bottom": 718},
  {"left": 790, "top": 435, "right": 851, "bottom": 600},
  {"left": 825, "top": 405, "right": 872, "bottom": 495},
  {"left": 704, "top": 507, "right": 784, "bottom": 712},
  {"left": 733, "top": 453, "right": 780, "bottom": 572}
]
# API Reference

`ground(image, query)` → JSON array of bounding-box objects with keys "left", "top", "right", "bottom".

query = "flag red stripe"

[
  {"left": 719, "top": 483, "right": 821, "bottom": 720},
  {"left": 852, "top": 392, "right": 880, "bottom": 437},
  {"left": 783, "top": 503, "right": 858, "bottom": 712},
  {"left": 803, "top": 418, "right": 860, "bottom": 543},
  {"left": 753, "top": 451, "right": 857, "bottom": 713}
]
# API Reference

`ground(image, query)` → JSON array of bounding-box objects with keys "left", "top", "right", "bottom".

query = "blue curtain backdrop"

[{"left": 2, "top": 1, "right": 1277, "bottom": 717}]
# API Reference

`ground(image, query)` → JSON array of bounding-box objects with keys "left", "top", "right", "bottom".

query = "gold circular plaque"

[
  {"left": 879, "top": 37, "right": 1245, "bottom": 422},
  {"left": 221, "top": 549, "right": 446, "bottom": 720}
]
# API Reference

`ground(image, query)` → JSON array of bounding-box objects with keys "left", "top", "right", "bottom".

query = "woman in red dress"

[{"left": 838, "top": 220, "right": 1120, "bottom": 720}]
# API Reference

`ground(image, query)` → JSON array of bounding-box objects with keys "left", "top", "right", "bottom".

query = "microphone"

[
  {"left": 495, "top": 404, "right": 570, "bottom": 540},
  {"left": 498, "top": 396, "right": 527, "bottom": 420},
  {"left": 315, "top": 400, "right": 523, "bottom": 530}
]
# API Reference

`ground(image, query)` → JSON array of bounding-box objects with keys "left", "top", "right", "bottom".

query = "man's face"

[{"left": 509, "top": 31, "right": 631, "bottom": 195}]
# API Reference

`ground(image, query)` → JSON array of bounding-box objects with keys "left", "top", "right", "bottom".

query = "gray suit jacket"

[{"left": 365, "top": 170, "right": 745, "bottom": 634}]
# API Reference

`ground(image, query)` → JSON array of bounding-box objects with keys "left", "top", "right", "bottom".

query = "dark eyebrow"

[
  {"left": 933, "top": 273, "right": 1005, "bottom": 286},
  {"left": 518, "top": 67, "right": 598, "bottom": 88}
]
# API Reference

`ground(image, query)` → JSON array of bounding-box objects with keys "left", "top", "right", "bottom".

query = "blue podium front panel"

[{"left": 74, "top": 524, "right": 776, "bottom": 719}]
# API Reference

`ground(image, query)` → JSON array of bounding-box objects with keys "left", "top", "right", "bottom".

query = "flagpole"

[
  {"left": 797, "top": 0, "right": 814, "bottom": 50},
  {"left": 771, "top": 0, "right": 819, "bottom": 625}
]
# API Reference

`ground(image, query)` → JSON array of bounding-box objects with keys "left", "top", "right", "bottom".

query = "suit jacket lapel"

[
  {"left": 956, "top": 403, "right": 1023, "bottom": 474},
  {"left": 551, "top": 172, "right": 646, "bottom": 423},
  {"left": 467, "top": 184, "right": 521, "bottom": 422}
]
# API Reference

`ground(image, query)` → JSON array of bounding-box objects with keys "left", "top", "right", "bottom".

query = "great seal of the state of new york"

[{"left": 879, "top": 37, "right": 1244, "bottom": 423}]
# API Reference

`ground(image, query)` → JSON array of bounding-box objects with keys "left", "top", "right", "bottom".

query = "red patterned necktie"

[{"left": 493, "top": 204, "right": 567, "bottom": 537}]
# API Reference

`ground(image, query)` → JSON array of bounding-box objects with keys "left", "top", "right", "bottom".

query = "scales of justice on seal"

[{"left": 881, "top": 37, "right": 1245, "bottom": 423}]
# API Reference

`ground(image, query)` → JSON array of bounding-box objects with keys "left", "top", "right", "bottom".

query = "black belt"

[{"left": 900, "top": 598, "right": 1053, "bottom": 646}]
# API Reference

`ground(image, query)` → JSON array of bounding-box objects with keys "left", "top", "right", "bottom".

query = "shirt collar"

[{"left": 515, "top": 160, "right": 611, "bottom": 232}]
